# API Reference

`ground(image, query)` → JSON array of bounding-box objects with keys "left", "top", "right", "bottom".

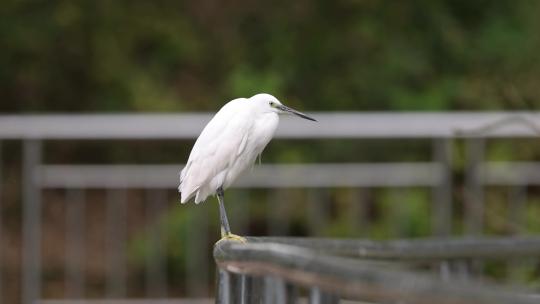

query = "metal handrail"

[
  {"left": 36, "top": 162, "right": 442, "bottom": 188},
  {"left": 244, "top": 236, "right": 540, "bottom": 260},
  {"left": 1, "top": 112, "right": 540, "bottom": 139},
  {"left": 214, "top": 237, "right": 540, "bottom": 304},
  {"left": 35, "top": 162, "right": 540, "bottom": 189}
]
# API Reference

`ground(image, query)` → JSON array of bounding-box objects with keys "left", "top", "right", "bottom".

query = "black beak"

[{"left": 278, "top": 104, "right": 317, "bottom": 122}]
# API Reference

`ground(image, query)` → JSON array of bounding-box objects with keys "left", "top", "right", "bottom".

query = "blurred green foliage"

[{"left": 1, "top": 0, "right": 540, "bottom": 112}]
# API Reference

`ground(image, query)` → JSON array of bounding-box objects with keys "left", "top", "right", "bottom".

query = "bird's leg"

[
  {"left": 216, "top": 187, "right": 246, "bottom": 243},
  {"left": 217, "top": 187, "right": 231, "bottom": 236}
]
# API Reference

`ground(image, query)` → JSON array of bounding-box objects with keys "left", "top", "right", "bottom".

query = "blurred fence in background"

[{"left": 0, "top": 112, "right": 540, "bottom": 303}]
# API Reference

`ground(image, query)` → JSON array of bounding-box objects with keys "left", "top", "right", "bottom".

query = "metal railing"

[
  {"left": 1, "top": 112, "right": 540, "bottom": 303},
  {"left": 214, "top": 237, "right": 540, "bottom": 304}
]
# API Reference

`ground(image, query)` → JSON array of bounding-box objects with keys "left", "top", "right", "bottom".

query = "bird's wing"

[
  {"left": 179, "top": 99, "right": 243, "bottom": 186},
  {"left": 179, "top": 99, "right": 253, "bottom": 202}
]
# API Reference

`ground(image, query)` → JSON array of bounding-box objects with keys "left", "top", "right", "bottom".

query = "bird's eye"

[{"left": 269, "top": 101, "right": 275, "bottom": 107}]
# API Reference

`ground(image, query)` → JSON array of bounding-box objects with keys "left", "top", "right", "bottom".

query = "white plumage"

[{"left": 179, "top": 93, "right": 315, "bottom": 204}]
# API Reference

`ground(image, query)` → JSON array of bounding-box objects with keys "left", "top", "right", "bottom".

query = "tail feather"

[
  {"left": 179, "top": 192, "right": 188, "bottom": 204},
  {"left": 179, "top": 181, "right": 201, "bottom": 204}
]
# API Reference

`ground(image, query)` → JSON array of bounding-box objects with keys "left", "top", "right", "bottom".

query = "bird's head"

[{"left": 250, "top": 93, "right": 316, "bottom": 121}]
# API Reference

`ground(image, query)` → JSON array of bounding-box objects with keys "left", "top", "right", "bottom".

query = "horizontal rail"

[
  {"left": 214, "top": 239, "right": 537, "bottom": 304},
  {"left": 36, "top": 163, "right": 443, "bottom": 188},
  {"left": 1, "top": 112, "right": 540, "bottom": 139},
  {"left": 37, "top": 162, "right": 540, "bottom": 189},
  {"left": 482, "top": 162, "right": 540, "bottom": 185},
  {"left": 245, "top": 236, "right": 540, "bottom": 260}
]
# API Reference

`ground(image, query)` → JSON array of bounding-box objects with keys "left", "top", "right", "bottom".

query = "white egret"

[{"left": 178, "top": 93, "right": 316, "bottom": 241}]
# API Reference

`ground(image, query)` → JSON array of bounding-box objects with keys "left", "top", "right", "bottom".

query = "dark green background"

[{"left": 2, "top": 1, "right": 539, "bottom": 112}]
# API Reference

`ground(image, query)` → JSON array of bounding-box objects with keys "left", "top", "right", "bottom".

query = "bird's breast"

[
  {"left": 221, "top": 113, "right": 278, "bottom": 188},
  {"left": 252, "top": 113, "right": 279, "bottom": 148}
]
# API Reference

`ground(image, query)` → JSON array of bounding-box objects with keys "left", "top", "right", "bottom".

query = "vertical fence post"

[
  {"left": 308, "top": 189, "right": 330, "bottom": 236},
  {"left": 65, "top": 189, "right": 86, "bottom": 298},
  {"left": 263, "top": 276, "right": 287, "bottom": 304},
  {"left": 216, "top": 269, "right": 231, "bottom": 304},
  {"left": 216, "top": 270, "right": 261, "bottom": 304},
  {"left": 309, "top": 287, "right": 339, "bottom": 304},
  {"left": 389, "top": 188, "right": 408, "bottom": 238},
  {"left": 465, "top": 138, "right": 485, "bottom": 236},
  {"left": 186, "top": 203, "right": 209, "bottom": 296},
  {"left": 231, "top": 191, "right": 250, "bottom": 236},
  {"left": 220, "top": 272, "right": 248, "bottom": 304},
  {"left": 439, "top": 260, "right": 451, "bottom": 281},
  {"left": 433, "top": 138, "right": 453, "bottom": 236},
  {"left": 508, "top": 185, "right": 528, "bottom": 282},
  {"left": 145, "top": 189, "right": 168, "bottom": 298},
  {"left": 431, "top": 138, "right": 452, "bottom": 281},
  {"left": 463, "top": 138, "right": 486, "bottom": 276},
  {"left": 245, "top": 275, "right": 263, "bottom": 304},
  {"left": 22, "top": 139, "right": 42, "bottom": 304},
  {"left": 508, "top": 185, "right": 527, "bottom": 235},
  {"left": 227, "top": 273, "right": 249, "bottom": 304},
  {"left": 106, "top": 189, "right": 127, "bottom": 298},
  {"left": 285, "top": 282, "right": 299, "bottom": 304},
  {"left": 347, "top": 188, "right": 368, "bottom": 237},
  {"left": 238, "top": 274, "right": 247, "bottom": 304},
  {"left": 268, "top": 190, "right": 290, "bottom": 236}
]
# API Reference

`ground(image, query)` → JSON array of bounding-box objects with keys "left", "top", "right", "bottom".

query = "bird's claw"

[{"left": 218, "top": 233, "right": 247, "bottom": 243}]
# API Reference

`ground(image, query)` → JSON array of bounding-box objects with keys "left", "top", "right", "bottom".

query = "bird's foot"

[{"left": 218, "top": 233, "right": 247, "bottom": 243}]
